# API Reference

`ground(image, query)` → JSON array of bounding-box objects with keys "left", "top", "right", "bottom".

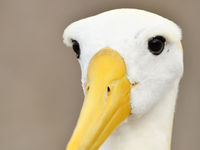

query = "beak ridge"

[{"left": 67, "top": 48, "right": 131, "bottom": 150}]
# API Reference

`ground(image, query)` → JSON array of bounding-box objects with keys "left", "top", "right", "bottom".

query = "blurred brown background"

[{"left": 0, "top": 0, "right": 199, "bottom": 149}]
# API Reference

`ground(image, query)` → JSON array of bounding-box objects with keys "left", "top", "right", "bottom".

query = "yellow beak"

[{"left": 67, "top": 48, "right": 131, "bottom": 150}]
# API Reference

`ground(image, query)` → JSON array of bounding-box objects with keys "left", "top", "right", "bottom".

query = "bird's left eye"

[
  {"left": 72, "top": 40, "right": 80, "bottom": 58},
  {"left": 148, "top": 36, "right": 166, "bottom": 55}
]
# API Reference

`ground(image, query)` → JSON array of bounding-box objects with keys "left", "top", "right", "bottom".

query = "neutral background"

[{"left": 0, "top": 0, "right": 199, "bottom": 149}]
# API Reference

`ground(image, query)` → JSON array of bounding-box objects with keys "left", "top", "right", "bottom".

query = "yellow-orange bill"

[{"left": 67, "top": 48, "right": 131, "bottom": 150}]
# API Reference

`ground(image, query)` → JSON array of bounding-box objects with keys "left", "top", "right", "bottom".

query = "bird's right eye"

[
  {"left": 72, "top": 40, "right": 80, "bottom": 58},
  {"left": 148, "top": 36, "right": 166, "bottom": 55}
]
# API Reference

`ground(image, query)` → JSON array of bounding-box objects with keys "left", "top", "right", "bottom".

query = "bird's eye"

[
  {"left": 72, "top": 40, "right": 80, "bottom": 58},
  {"left": 148, "top": 36, "right": 166, "bottom": 55}
]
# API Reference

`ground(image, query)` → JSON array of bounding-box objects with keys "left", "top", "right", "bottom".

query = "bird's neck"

[{"left": 100, "top": 82, "right": 179, "bottom": 150}]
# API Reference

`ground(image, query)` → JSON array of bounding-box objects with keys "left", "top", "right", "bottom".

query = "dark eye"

[
  {"left": 72, "top": 40, "right": 80, "bottom": 58},
  {"left": 148, "top": 36, "right": 166, "bottom": 55}
]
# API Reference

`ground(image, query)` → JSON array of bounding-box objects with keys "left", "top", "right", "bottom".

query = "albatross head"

[{"left": 63, "top": 9, "right": 183, "bottom": 150}]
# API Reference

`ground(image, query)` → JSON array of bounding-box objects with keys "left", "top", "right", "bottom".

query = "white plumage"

[{"left": 63, "top": 9, "right": 183, "bottom": 150}]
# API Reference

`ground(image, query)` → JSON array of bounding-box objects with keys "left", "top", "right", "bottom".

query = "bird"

[{"left": 63, "top": 8, "right": 183, "bottom": 150}]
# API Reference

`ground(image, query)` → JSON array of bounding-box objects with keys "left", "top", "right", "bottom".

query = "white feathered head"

[{"left": 63, "top": 9, "right": 183, "bottom": 150}]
